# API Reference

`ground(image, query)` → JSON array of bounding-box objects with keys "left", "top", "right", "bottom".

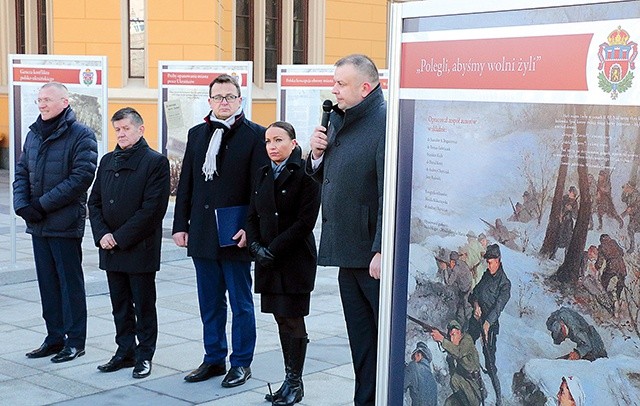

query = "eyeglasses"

[
  {"left": 210, "top": 94, "right": 239, "bottom": 103},
  {"left": 34, "top": 97, "right": 65, "bottom": 105}
]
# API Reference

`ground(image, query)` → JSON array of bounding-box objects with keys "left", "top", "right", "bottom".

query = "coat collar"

[{"left": 105, "top": 138, "right": 149, "bottom": 171}]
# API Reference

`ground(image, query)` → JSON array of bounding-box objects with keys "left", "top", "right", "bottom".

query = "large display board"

[
  {"left": 158, "top": 61, "right": 253, "bottom": 195},
  {"left": 381, "top": 1, "right": 640, "bottom": 405},
  {"left": 8, "top": 54, "right": 108, "bottom": 265},
  {"left": 278, "top": 65, "right": 389, "bottom": 156}
]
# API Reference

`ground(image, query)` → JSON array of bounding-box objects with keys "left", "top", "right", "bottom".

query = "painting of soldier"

[
  {"left": 485, "top": 218, "right": 520, "bottom": 252},
  {"left": 595, "top": 169, "right": 624, "bottom": 231},
  {"left": 443, "top": 251, "right": 473, "bottom": 330},
  {"left": 404, "top": 341, "right": 437, "bottom": 406},
  {"left": 578, "top": 245, "right": 614, "bottom": 313},
  {"left": 430, "top": 320, "right": 486, "bottom": 406},
  {"left": 621, "top": 180, "right": 640, "bottom": 253},
  {"left": 595, "top": 234, "right": 627, "bottom": 316},
  {"left": 557, "top": 376, "right": 585, "bottom": 406},
  {"left": 462, "top": 231, "right": 486, "bottom": 288},
  {"left": 546, "top": 306, "right": 608, "bottom": 361},
  {"left": 551, "top": 186, "right": 578, "bottom": 260},
  {"left": 508, "top": 201, "right": 533, "bottom": 223}
]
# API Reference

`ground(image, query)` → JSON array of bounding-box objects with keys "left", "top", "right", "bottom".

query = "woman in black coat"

[{"left": 246, "top": 121, "right": 320, "bottom": 406}]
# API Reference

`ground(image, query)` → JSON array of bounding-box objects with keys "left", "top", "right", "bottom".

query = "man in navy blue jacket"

[
  {"left": 172, "top": 74, "right": 268, "bottom": 387},
  {"left": 14, "top": 82, "right": 97, "bottom": 363}
]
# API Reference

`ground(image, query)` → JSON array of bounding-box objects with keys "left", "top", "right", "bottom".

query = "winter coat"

[
  {"left": 13, "top": 107, "right": 97, "bottom": 238},
  {"left": 88, "top": 138, "right": 170, "bottom": 273},
  {"left": 172, "top": 112, "right": 269, "bottom": 261},
  {"left": 441, "top": 333, "right": 483, "bottom": 406},
  {"left": 306, "top": 84, "right": 386, "bottom": 268},
  {"left": 404, "top": 357, "right": 437, "bottom": 406},
  {"left": 546, "top": 306, "right": 607, "bottom": 360},
  {"left": 596, "top": 236, "right": 627, "bottom": 277},
  {"left": 246, "top": 146, "right": 320, "bottom": 294},
  {"left": 468, "top": 263, "right": 511, "bottom": 330}
]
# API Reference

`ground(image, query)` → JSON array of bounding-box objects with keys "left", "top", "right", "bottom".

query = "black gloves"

[
  {"left": 249, "top": 242, "right": 275, "bottom": 268},
  {"left": 16, "top": 204, "right": 44, "bottom": 223}
]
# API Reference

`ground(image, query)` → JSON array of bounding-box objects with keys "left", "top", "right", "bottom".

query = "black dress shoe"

[
  {"left": 26, "top": 342, "right": 64, "bottom": 359},
  {"left": 132, "top": 360, "right": 152, "bottom": 379},
  {"left": 97, "top": 355, "right": 136, "bottom": 372},
  {"left": 51, "top": 346, "right": 85, "bottom": 363},
  {"left": 221, "top": 366, "right": 251, "bottom": 388},
  {"left": 184, "top": 362, "right": 226, "bottom": 382}
]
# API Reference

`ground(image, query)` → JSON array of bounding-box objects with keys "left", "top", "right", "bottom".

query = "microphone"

[{"left": 321, "top": 100, "right": 333, "bottom": 130}]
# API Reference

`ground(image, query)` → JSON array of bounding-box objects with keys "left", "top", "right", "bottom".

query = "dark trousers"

[
  {"left": 32, "top": 236, "right": 87, "bottom": 348},
  {"left": 338, "top": 267, "right": 380, "bottom": 406},
  {"left": 192, "top": 258, "right": 256, "bottom": 367},
  {"left": 106, "top": 271, "right": 158, "bottom": 361}
]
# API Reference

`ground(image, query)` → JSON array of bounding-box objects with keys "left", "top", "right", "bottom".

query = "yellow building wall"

[
  {"left": 325, "top": 0, "right": 388, "bottom": 68},
  {"left": 147, "top": 0, "right": 232, "bottom": 88},
  {"left": 51, "top": 0, "right": 124, "bottom": 88}
]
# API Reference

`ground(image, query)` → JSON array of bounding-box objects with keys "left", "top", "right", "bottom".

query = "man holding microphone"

[{"left": 306, "top": 54, "right": 386, "bottom": 406}]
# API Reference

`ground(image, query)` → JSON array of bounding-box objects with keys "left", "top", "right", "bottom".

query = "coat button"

[
  {"left": 275, "top": 212, "right": 279, "bottom": 216},
  {"left": 324, "top": 178, "right": 329, "bottom": 184},
  {"left": 281, "top": 190, "right": 286, "bottom": 194},
  {"left": 114, "top": 173, "right": 120, "bottom": 177},
  {"left": 109, "top": 199, "right": 114, "bottom": 204},
  {"left": 204, "top": 204, "right": 209, "bottom": 209}
]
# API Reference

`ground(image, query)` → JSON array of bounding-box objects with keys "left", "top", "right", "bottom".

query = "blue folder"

[{"left": 215, "top": 205, "right": 249, "bottom": 247}]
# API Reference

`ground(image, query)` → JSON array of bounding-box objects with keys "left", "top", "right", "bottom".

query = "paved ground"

[{"left": 0, "top": 169, "right": 356, "bottom": 405}]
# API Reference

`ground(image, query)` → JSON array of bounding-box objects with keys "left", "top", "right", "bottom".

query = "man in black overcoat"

[{"left": 89, "top": 107, "right": 170, "bottom": 378}]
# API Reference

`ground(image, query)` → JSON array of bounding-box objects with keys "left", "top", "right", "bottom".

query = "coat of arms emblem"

[{"left": 597, "top": 26, "right": 637, "bottom": 99}]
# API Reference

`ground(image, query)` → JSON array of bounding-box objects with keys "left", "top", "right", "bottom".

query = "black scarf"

[
  {"left": 38, "top": 106, "right": 69, "bottom": 140},
  {"left": 112, "top": 137, "right": 146, "bottom": 168}
]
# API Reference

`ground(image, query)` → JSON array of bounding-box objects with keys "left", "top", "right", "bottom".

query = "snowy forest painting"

[{"left": 402, "top": 100, "right": 640, "bottom": 405}]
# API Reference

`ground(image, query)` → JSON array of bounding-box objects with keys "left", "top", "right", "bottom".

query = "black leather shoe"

[
  {"left": 51, "top": 346, "right": 85, "bottom": 363},
  {"left": 132, "top": 360, "right": 152, "bottom": 379},
  {"left": 184, "top": 362, "right": 226, "bottom": 382},
  {"left": 26, "top": 342, "right": 64, "bottom": 359},
  {"left": 97, "top": 355, "right": 136, "bottom": 372},
  {"left": 221, "top": 366, "right": 251, "bottom": 388}
]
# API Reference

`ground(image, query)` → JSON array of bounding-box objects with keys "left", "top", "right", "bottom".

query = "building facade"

[{"left": 0, "top": 0, "right": 388, "bottom": 165}]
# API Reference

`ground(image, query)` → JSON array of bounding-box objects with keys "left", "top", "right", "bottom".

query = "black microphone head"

[{"left": 322, "top": 100, "right": 333, "bottom": 112}]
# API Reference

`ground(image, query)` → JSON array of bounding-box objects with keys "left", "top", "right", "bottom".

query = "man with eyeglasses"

[
  {"left": 14, "top": 81, "right": 98, "bottom": 363},
  {"left": 172, "top": 74, "right": 268, "bottom": 387}
]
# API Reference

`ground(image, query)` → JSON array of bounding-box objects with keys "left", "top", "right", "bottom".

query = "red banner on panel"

[
  {"left": 282, "top": 75, "right": 389, "bottom": 89},
  {"left": 13, "top": 67, "right": 103, "bottom": 85},
  {"left": 400, "top": 34, "right": 593, "bottom": 90}
]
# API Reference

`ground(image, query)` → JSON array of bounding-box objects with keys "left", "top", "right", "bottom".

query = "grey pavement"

[{"left": 0, "top": 169, "right": 356, "bottom": 405}]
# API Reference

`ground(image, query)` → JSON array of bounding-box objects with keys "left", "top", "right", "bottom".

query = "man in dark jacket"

[
  {"left": 468, "top": 244, "right": 511, "bottom": 406},
  {"left": 595, "top": 233, "right": 627, "bottom": 315},
  {"left": 89, "top": 107, "right": 170, "bottom": 379},
  {"left": 14, "top": 82, "right": 97, "bottom": 363},
  {"left": 306, "top": 54, "right": 386, "bottom": 406},
  {"left": 172, "top": 74, "right": 269, "bottom": 387},
  {"left": 546, "top": 306, "right": 607, "bottom": 361}
]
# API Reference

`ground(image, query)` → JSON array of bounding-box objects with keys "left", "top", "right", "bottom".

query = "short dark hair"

[
  {"left": 267, "top": 121, "right": 296, "bottom": 140},
  {"left": 209, "top": 74, "right": 241, "bottom": 97},
  {"left": 111, "top": 107, "right": 143, "bottom": 126},
  {"left": 335, "top": 54, "right": 380, "bottom": 85}
]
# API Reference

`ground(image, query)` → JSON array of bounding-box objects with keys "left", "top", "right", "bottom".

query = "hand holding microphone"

[{"left": 310, "top": 100, "right": 333, "bottom": 159}]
